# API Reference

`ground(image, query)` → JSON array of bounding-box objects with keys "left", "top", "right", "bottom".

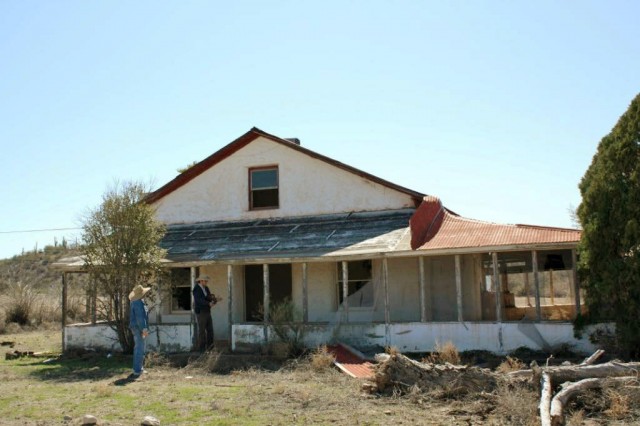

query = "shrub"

[
  {"left": 309, "top": 345, "right": 335, "bottom": 371},
  {"left": 496, "top": 356, "right": 525, "bottom": 373},
  {"left": 423, "top": 341, "right": 461, "bottom": 365},
  {"left": 5, "top": 281, "right": 38, "bottom": 325}
]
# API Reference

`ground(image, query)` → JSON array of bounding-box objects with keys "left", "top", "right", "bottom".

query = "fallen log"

[
  {"left": 549, "top": 376, "right": 637, "bottom": 426},
  {"left": 533, "top": 361, "right": 640, "bottom": 386},
  {"left": 364, "top": 352, "right": 497, "bottom": 395},
  {"left": 539, "top": 373, "right": 553, "bottom": 426},
  {"left": 580, "top": 349, "right": 605, "bottom": 366}
]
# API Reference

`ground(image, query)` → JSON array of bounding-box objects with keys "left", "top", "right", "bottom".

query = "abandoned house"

[{"left": 54, "top": 127, "right": 599, "bottom": 354}]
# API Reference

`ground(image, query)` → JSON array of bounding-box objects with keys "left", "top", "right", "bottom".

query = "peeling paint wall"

[
  {"left": 232, "top": 322, "right": 605, "bottom": 355},
  {"left": 152, "top": 136, "right": 416, "bottom": 224},
  {"left": 65, "top": 324, "right": 193, "bottom": 352}
]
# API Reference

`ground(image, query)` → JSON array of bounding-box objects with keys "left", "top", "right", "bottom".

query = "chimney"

[{"left": 285, "top": 138, "right": 301, "bottom": 145}]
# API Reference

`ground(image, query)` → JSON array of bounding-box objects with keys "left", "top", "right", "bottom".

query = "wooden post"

[
  {"left": 61, "top": 272, "right": 67, "bottom": 352},
  {"left": 419, "top": 257, "right": 427, "bottom": 322},
  {"left": 190, "top": 267, "right": 196, "bottom": 348},
  {"left": 342, "top": 261, "right": 349, "bottom": 323},
  {"left": 227, "top": 264, "right": 233, "bottom": 350},
  {"left": 492, "top": 252, "right": 502, "bottom": 322},
  {"left": 383, "top": 258, "right": 390, "bottom": 323},
  {"left": 263, "top": 264, "right": 270, "bottom": 344},
  {"left": 533, "top": 251, "right": 541, "bottom": 321},
  {"left": 572, "top": 249, "right": 580, "bottom": 319},
  {"left": 549, "top": 269, "right": 555, "bottom": 305},
  {"left": 91, "top": 280, "right": 97, "bottom": 324},
  {"left": 455, "top": 255, "right": 463, "bottom": 322},
  {"left": 524, "top": 269, "right": 531, "bottom": 307},
  {"left": 302, "top": 262, "right": 308, "bottom": 323}
]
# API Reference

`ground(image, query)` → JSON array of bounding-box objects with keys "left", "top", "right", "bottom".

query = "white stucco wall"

[
  {"left": 232, "top": 322, "right": 604, "bottom": 355},
  {"left": 64, "top": 323, "right": 193, "bottom": 352},
  {"left": 152, "top": 136, "right": 416, "bottom": 224}
]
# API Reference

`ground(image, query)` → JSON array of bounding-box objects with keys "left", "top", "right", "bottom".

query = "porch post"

[
  {"left": 302, "top": 262, "right": 308, "bottom": 323},
  {"left": 61, "top": 272, "right": 67, "bottom": 352},
  {"left": 492, "top": 252, "right": 502, "bottom": 322},
  {"left": 91, "top": 278, "right": 97, "bottom": 324},
  {"left": 227, "top": 264, "right": 233, "bottom": 350},
  {"left": 341, "top": 261, "right": 349, "bottom": 322},
  {"left": 190, "top": 267, "right": 196, "bottom": 349},
  {"left": 383, "top": 258, "right": 390, "bottom": 345},
  {"left": 455, "top": 255, "right": 463, "bottom": 322},
  {"left": 532, "top": 250, "right": 541, "bottom": 321},
  {"left": 263, "top": 264, "right": 270, "bottom": 344},
  {"left": 419, "top": 256, "right": 427, "bottom": 322},
  {"left": 572, "top": 249, "right": 580, "bottom": 319}
]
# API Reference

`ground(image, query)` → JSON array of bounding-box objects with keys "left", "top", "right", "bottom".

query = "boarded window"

[{"left": 250, "top": 167, "right": 279, "bottom": 209}]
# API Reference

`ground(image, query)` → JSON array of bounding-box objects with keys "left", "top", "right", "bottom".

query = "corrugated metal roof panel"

[{"left": 159, "top": 209, "right": 414, "bottom": 263}]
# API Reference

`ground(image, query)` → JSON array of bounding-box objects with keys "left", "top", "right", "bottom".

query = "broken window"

[
  {"left": 337, "top": 260, "right": 374, "bottom": 308},
  {"left": 249, "top": 166, "right": 279, "bottom": 210},
  {"left": 169, "top": 268, "right": 192, "bottom": 313},
  {"left": 537, "top": 250, "right": 578, "bottom": 320}
]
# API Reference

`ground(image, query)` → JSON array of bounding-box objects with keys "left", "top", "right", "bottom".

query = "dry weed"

[
  {"left": 604, "top": 387, "right": 630, "bottom": 419},
  {"left": 496, "top": 356, "right": 525, "bottom": 373},
  {"left": 92, "top": 383, "right": 114, "bottom": 398},
  {"left": 491, "top": 380, "right": 538, "bottom": 426},
  {"left": 309, "top": 345, "right": 335, "bottom": 371},
  {"left": 565, "top": 409, "right": 585, "bottom": 426},
  {"left": 145, "top": 351, "right": 170, "bottom": 368},
  {"left": 423, "top": 341, "right": 461, "bottom": 365}
]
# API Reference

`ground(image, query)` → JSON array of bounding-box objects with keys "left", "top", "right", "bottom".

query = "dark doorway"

[{"left": 244, "top": 264, "right": 292, "bottom": 322}]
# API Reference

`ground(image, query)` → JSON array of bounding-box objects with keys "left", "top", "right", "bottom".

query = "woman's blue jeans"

[{"left": 131, "top": 328, "right": 146, "bottom": 375}]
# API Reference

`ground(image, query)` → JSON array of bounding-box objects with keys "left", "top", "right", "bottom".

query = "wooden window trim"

[{"left": 249, "top": 166, "right": 279, "bottom": 210}]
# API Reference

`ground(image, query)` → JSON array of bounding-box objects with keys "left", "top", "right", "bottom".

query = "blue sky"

[{"left": 1, "top": 1, "right": 638, "bottom": 259}]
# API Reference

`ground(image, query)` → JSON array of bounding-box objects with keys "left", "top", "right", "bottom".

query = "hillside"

[{"left": 0, "top": 244, "right": 87, "bottom": 329}]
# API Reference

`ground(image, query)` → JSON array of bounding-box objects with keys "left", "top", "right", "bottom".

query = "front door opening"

[{"left": 244, "top": 264, "right": 292, "bottom": 322}]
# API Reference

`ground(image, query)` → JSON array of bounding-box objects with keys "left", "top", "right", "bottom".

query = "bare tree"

[{"left": 81, "top": 181, "right": 166, "bottom": 353}]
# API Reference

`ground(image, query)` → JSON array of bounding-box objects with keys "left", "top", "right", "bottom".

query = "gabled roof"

[
  {"left": 145, "top": 127, "right": 425, "bottom": 205},
  {"left": 159, "top": 209, "right": 413, "bottom": 263},
  {"left": 410, "top": 196, "right": 581, "bottom": 251}
]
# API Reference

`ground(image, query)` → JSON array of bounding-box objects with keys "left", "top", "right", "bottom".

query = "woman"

[{"left": 129, "top": 284, "right": 151, "bottom": 378}]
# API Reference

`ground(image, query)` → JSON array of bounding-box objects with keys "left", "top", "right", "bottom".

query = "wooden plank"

[{"left": 61, "top": 272, "right": 67, "bottom": 352}]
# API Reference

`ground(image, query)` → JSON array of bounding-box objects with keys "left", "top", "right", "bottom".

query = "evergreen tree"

[{"left": 577, "top": 93, "right": 640, "bottom": 357}]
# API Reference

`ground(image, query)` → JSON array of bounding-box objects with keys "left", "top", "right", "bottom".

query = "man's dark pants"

[{"left": 196, "top": 311, "right": 214, "bottom": 351}]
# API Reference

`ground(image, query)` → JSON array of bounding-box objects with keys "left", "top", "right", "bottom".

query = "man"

[
  {"left": 129, "top": 284, "right": 151, "bottom": 378},
  {"left": 193, "top": 274, "right": 219, "bottom": 351}
]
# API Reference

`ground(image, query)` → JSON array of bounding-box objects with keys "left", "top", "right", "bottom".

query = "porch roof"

[
  {"left": 160, "top": 209, "right": 414, "bottom": 263},
  {"left": 410, "top": 196, "right": 581, "bottom": 251}
]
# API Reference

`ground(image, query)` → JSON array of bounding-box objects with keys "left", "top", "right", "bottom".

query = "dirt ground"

[{"left": 1, "top": 329, "right": 639, "bottom": 425}]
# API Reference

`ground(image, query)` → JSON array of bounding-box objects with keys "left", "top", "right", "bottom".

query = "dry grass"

[
  {"left": 496, "top": 355, "right": 526, "bottom": 373},
  {"left": 423, "top": 340, "right": 461, "bottom": 365},
  {"left": 308, "top": 345, "right": 335, "bottom": 371},
  {"left": 2, "top": 329, "right": 640, "bottom": 425}
]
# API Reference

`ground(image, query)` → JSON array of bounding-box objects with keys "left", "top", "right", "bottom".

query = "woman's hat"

[
  {"left": 196, "top": 274, "right": 210, "bottom": 283},
  {"left": 129, "top": 285, "right": 152, "bottom": 301}
]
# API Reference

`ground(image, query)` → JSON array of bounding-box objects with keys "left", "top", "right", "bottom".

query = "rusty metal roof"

[
  {"left": 160, "top": 209, "right": 414, "bottom": 263},
  {"left": 410, "top": 197, "right": 581, "bottom": 251}
]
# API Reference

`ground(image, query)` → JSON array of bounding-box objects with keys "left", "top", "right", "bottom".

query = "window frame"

[
  {"left": 169, "top": 267, "right": 193, "bottom": 314},
  {"left": 249, "top": 166, "right": 279, "bottom": 210},
  {"left": 336, "top": 260, "right": 374, "bottom": 309}
]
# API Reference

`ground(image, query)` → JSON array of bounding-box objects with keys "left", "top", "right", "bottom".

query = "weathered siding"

[{"left": 152, "top": 136, "right": 416, "bottom": 224}]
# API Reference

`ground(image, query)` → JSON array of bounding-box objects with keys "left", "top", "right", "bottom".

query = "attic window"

[{"left": 250, "top": 166, "right": 279, "bottom": 210}]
